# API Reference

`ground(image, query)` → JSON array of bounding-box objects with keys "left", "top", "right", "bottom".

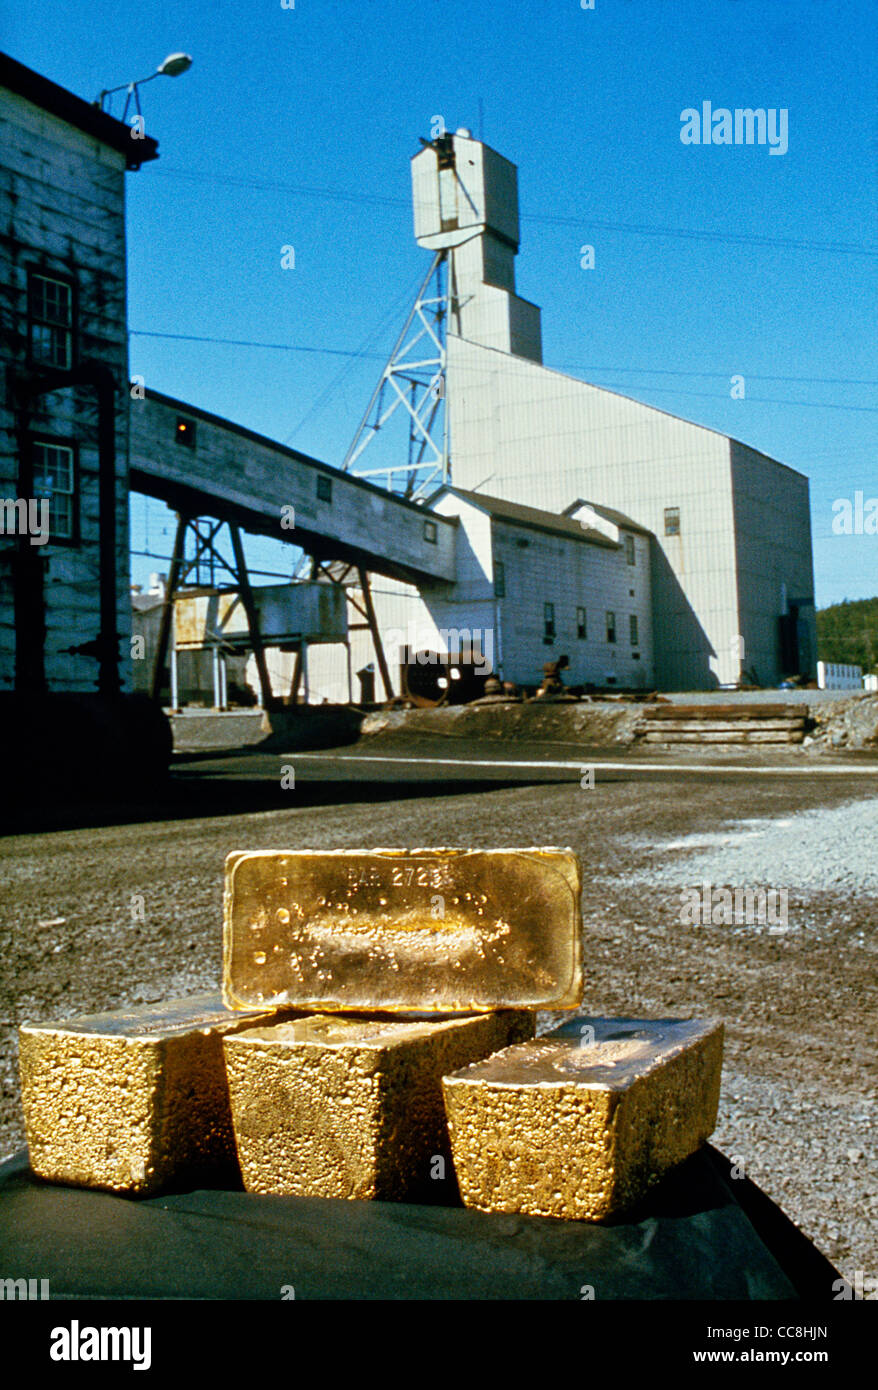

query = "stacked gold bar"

[
  {"left": 222, "top": 847, "right": 583, "bottom": 1012},
  {"left": 18, "top": 992, "right": 293, "bottom": 1195},
  {"left": 18, "top": 848, "right": 582, "bottom": 1200},
  {"left": 218, "top": 847, "right": 577, "bottom": 1197},
  {"left": 18, "top": 847, "right": 724, "bottom": 1220},
  {"left": 223, "top": 1010, "right": 534, "bottom": 1200},
  {"left": 442, "top": 1016, "right": 724, "bottom": 1220}
]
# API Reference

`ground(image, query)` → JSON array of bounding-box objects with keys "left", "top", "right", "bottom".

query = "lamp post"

[{"left": 95, "top": 53, "right": 192, "bottom": 120}]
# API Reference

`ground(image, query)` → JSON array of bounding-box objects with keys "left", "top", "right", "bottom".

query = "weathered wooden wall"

[{"left": 0, "top": 87, "right": 132, "bottom": 694}]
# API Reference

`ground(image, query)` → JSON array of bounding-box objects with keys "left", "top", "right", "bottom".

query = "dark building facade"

[{"left": 0, "top": 53, "right": 157, "bottom": 697}]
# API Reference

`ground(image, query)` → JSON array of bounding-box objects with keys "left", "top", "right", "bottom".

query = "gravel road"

[{"left": 1, "top": 762, "right": 875, "bottom": 1291}]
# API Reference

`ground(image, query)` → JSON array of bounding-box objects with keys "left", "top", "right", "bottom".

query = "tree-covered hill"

[{"left": 816, "top": 597, "right": 878, "bottom": 672}]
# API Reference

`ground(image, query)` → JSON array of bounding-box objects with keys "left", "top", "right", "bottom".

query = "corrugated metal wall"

[{"left": 446, "top": 333, "right": 814, "bottom": 688}]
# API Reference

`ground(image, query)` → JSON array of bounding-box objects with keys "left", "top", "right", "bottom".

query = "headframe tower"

[{"left": 342, "top": 127, "right": 541, "bottom": 498}]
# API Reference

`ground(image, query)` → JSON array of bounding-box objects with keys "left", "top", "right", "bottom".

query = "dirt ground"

[{"left": 1, "top": 762, "right": 875, "bottom": 1290}]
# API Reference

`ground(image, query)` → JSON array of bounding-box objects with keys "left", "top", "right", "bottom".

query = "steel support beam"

[
  {"left": 342, "top": 252, "right": 448, "bottom": 498},
  {"left": 150, "top": 512, "right": 189, "bottom": 702},
  {"left": 289, "top": 556, "right": 319, "bottom": 704},
  {"left": 358, "top": 567, "right": 393, "bottom": 700},
  {"left": 229, "top": 522, "right": 274, "bottom": 710}
]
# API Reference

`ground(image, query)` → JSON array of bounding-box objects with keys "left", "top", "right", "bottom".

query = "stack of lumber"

[{"left": 639, "top": 703, "right": 807, "bottom": 744}]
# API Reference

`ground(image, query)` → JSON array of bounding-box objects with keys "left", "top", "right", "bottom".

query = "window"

[
  {"left": 28, "top": 271, "right": 74, "bottom": 369},
  {"left": 606, "top": 611, "right": 616, "bottom": 644},
  {"left": 317, "top": 475, "right": 332, "bottom": 503},
  {"left": 629, "top": 614, "right": 639, "bottom": 646},
  {"left": 32, "top": 441, "right": 76, "bottom": 541},
  {"left": 175, "top": 417, "right": 196, "bottom": 448},
  {"left": 494, "top": 560, "right": 505, "bottom": 597},
  {"left": 544, "top": 602, "right": 555, "bottom": 642},
  {"left": 423, "top": 519, "right": 438, "bottom": 544},
  {"left": 664, "top": 507, "right": 680, "bottom": 536},
  {"left": 625, "top": 533, "right": 635, "bottom": 565},
  {"left": 576, "top": 606, "right": 587, "bottom": 640}
]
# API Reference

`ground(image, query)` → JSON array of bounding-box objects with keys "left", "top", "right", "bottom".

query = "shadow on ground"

[{"left": 0, "top": 769, "right": 540, "bottom": 838}]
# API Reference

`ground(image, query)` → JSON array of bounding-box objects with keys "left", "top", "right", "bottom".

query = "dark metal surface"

[{"left": 0, "top": 1145, "right": 839, "bottom": 1301}]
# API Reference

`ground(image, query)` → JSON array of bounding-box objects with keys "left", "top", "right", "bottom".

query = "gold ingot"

[
  {"left": 222, "top": 847, "right": 583, "bottom": 1013},
  {"left": 223, "top": 1009, "right": 535, "bottom": 1200},
  {"left": 18, "top": 992, "right": 294, "bottom": 1196},
  {"left": 442, "top": 1016, "right": 724, "bottom": 1221}
]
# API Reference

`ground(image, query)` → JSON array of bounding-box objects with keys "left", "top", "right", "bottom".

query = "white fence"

[{"left": 817, "top": 661, "right": 864, "bottom": 691}]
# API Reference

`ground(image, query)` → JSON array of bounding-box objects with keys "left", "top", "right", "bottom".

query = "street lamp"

[{"left": 95, "top": 53, "right": 193, "bottom": 120}]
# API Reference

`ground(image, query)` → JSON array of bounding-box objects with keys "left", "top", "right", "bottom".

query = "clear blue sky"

[{"left": 5, "top": 0, "right": 876, "bottom": 606}]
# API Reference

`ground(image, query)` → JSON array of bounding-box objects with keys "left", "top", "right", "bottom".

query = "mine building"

[
  {"left": 312, "top": 127, "right": 817, "bottom": 696},
  {"left": 0, "top": 53, "right": 818, "bottom": 716}
]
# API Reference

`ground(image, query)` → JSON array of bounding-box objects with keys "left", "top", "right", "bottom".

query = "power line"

[
  {"left": 152, "top": 165, "right": 877, "bottom": 258},
  {"left": 530, "top": 210, "right": 875, "bottom": 257},
  {"left": 129, "top": 329, "right": 384, "bottom": 359},
  {"left": 127, "top": 329, "right": 878, "bottom": 411},
  {"left": 131, "top": 268, "right": 438, "bottom": 446},
  {"left": 572, "top": 384, "right": 878, "bottom": 412},
  {"left": 283, "top": 267, "right": 431, "bottom": 444},
  {"left": 560, "top": 366, "right": 878, "bottom": 388},
  {"left": 129, "top": 330, "right": 878, "bottom": 388},
  {"left": 153, "top": 166, "right": 408, "bottom": 210},
  {"left": 131, "top": 548, "right": 299, "bottom": 581}
]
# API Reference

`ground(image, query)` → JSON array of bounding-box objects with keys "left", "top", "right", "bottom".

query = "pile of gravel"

[{"left": 624, "top": 797, "right": 878, "bottom": 897}]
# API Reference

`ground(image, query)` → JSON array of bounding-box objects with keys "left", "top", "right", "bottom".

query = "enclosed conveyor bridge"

[
  {"left": 130, "top": 390, "right": 457, "bottom": 585},
  {"left": 129, "top": 389, "right": 458, "bottom": 704}
]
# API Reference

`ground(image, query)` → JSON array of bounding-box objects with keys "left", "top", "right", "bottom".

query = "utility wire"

[
  {"left": 562, "top": 366, "right": 878, "bottom": 388},
  {"left": 128, "top": 331, "right": 877, "bottom": 388},
  {"left": 152, "top": 165, "right": 877, "bottom": 258},
  {"left": 530, "top": 209, "right": 875, "bottom": 257},
  {"left": 130, "top": 329, "right": 382, "bottom": 358},
  {"left": 128, "top": 329, "right": 878, "bottom": 410},
  {"left": 569, "top": 385, "right": 878, "bottom": 412},
  {"left": 283, "top": 267, "right": 431, "bottom": 443},
  {"left": 131, "top": 548, "right": 296, "bottom": 580}
]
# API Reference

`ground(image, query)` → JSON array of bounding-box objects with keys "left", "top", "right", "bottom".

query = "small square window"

[
  {"left": 176, "top": 418, "right": 196, "bottom": 448},
  {"left": 664, "top": 507, "right": 680, "bottom": 537},
  {"left": 423, "top": 519, "right": 438, "bottom": 544},
  {"left": 625, "top": 533, "right": 635, "bottom": 565},
  {"left": 576, "top": 606, "right": 587, "bottom": 640},
  {"left": 32, "top": 440, "right": 76, "bottom": 541},
  {"left": 629, "top": 614, "right": 639, "bottom": 646},
  {"left": 28, "top": 272, "right": 74, "bottom": 369},
  {"left": 606, "top": 611, "right": 616, "bottom": 644},
  {"left": 494, "top": 560, "right": 505, "bottom": 597},
  {"left": 544, "top": 602, "right": 555, "bottom": 641},
  {"left": 317, "top": 474, "right": 332, "bottom": 503}
]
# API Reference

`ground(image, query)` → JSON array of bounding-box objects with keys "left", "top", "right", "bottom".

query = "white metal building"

[
  {"left": 336, "top": 128, "right": 818, "bottom": 694},
  {"left": 446, "top": 336, "right": 816, "bottom": 689},
  {"left": 301, "top": 485, "right": 653, "bottom": 701}
]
